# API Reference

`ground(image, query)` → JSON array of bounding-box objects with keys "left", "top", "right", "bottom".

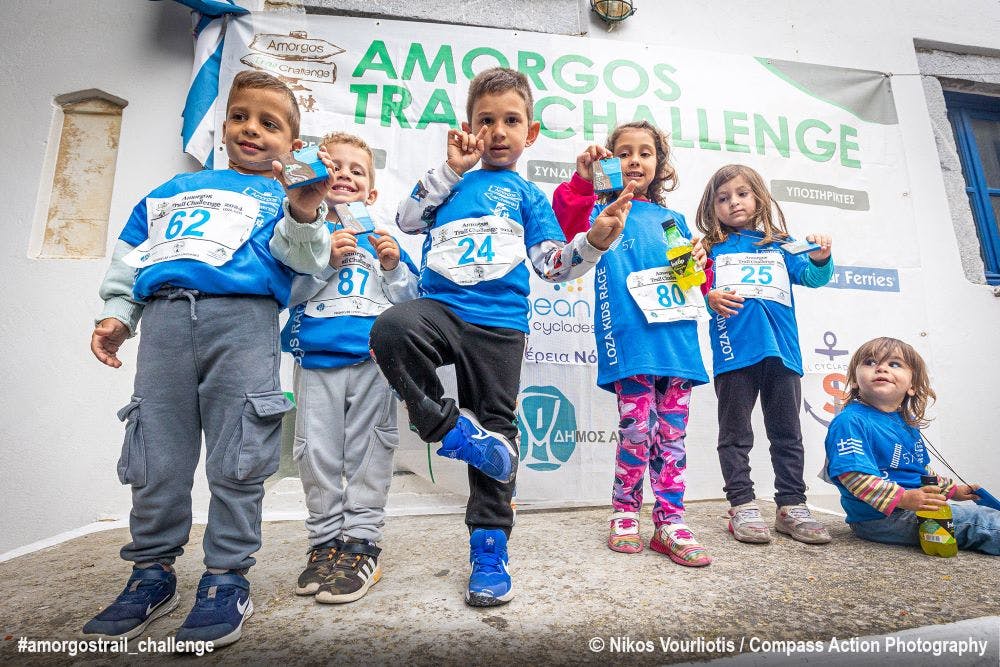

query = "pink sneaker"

[
  {"left": 650, "top": 523, "right": 712, "bottom": 567},
  {"left": 608, "top": 512, "right": 642, "bottom": 553}
]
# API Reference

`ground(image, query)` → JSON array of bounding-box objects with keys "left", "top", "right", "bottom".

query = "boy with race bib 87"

[{"left": 281, "top": 131, "right": 418, "bottom": 605}]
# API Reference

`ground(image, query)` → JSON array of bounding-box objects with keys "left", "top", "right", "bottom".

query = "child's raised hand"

[
  {"left": 587, "top": 180, "right": 635, "bottom": 250},
  {"left": 275, "top": 148, "right": 336, "bottom": 223},
  {"left": 576, "top": 144, "right": 612, "bottom": 181},
  {"left": 368, "top": 229, "right": 400, "bottom": 271},
  {"left": 898, "top": 485, "right": 948, "bottom": 512},
  {"left": 446, "top": 126, "right": 488, "bottom": 177},
  {"left": 952, "top": 484, "right": 981, "bottom": 502},
  {"left": 806, "top": 234, "right": 832, "bottom": 262},
  {"left": 708, "top": 289, "right": 744, "bottom": 317},
  {"left": 692, "top": 237, "right": 708, "bottom": 270},
  {"left": 91, "top": 318, "right": 130, "bottom": 368},
  {"left": 329, "top": 229, "right": 358, "bottom": 268}
]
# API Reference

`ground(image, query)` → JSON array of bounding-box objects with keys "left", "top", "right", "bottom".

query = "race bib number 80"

[
  {"left": 627, "top": 267, "right": 709, "bottom": 324},
  {"left": 123, "top": 189, "right": 260, "bottom": 268}
]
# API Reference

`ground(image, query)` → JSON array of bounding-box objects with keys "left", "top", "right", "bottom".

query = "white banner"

[{"left": 220, "top": 13, "right": 920, "bottom": 505}]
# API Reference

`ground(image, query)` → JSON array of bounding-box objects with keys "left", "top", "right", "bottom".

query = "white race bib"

[
  {"left": 304, "top": 249, "right": 390, "bottom": 318},
  {"left": 425, "top": 216, "right": 526, "bottom": 285},
  {"left": 123, "top": 189, "right": 260, "bottom": 268},
  {"left": 626, "top": 267, "right": 710, "bottom": 324},
  {"left": 714, "top": 251, "right": 792, "bottom": 307}
]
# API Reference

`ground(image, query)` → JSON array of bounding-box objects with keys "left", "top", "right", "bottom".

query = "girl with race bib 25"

[
  {"left": 695, "top": 164, "right": 834, "bottom": 547},
  {"left": 553, "top": 120, "right": 714, "bottom": 567}
]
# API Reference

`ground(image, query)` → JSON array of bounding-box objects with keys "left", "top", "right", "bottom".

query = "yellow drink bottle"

[
  {"left": 915, "top": 474, "right": 957, "bottom": 557},
  {"left": 661, "top": 220, "right": 705, "bottom": 291}
]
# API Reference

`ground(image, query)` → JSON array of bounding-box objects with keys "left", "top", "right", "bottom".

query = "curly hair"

[
  {"left": 845, "top": 337, "right": 935, "bottom": 428},
  {"left": 695, "top": 164, "right": 789, "bottom": 253},
  {"left": 599, "top": 121, "right": 677, "bottom": 207}
]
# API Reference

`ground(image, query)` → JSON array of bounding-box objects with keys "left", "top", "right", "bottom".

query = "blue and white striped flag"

[{"left": 165, "top": 0, "right": 250, "bottom": 168}]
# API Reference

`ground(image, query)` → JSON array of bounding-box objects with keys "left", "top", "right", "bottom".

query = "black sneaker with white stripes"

[
  {"left": 314, "top": 537, "right": 382, "bottom": 604},
  {"left": 295, "top": 537, "right": 344, "bottom": 595}
]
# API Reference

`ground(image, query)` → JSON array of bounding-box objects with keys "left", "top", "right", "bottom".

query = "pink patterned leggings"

[{"left": 611, "top": 375, "right": 692, "bottom": 527}]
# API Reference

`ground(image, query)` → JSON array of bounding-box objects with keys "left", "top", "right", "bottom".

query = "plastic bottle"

[
  {"left": 661, "top": 220, "right": 705, "bottom": 291},
  {"left": 915, "top": 474, "right": 957, "bottom": 557}
]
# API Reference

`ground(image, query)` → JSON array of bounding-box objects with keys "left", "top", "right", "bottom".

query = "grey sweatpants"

[
  {"left": 292, "top": 359, "right": 398, "bottom": 545},
  {"left": 117, "top": 292, "right": 292, "bottom": 571}
]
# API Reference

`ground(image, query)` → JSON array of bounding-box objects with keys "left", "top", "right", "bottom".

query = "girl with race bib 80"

[
  {"left": 695, "top": 164, "right": 834, "bottom": 547},
  {"left": 553, "top": 120, "right": 714, "bottom": 567}
]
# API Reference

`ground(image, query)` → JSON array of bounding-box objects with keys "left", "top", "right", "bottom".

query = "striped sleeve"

[
  {"left": 928, "top": 467, "right": 958, "bottom": 499},
  {"left": 838, "top": 472, "right": 905, "bottom": 515}
]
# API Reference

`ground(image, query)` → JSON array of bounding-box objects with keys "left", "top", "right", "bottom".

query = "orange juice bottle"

[{"left": 915, "top": 474, "right": 957, "bottom": 557}]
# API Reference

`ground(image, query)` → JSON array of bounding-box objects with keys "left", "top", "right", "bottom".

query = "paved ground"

[{"left": 1, "top": 501, "right": 998, "bottom": 665}]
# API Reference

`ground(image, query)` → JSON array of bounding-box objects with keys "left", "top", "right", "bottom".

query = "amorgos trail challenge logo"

[
  {"left": 241, "top": 31, "right": 345, "bottom": 112},
  {"left": 516, "top": 386, "right": 577, "bottom": 472}
]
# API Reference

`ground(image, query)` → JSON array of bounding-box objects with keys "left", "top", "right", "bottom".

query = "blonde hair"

[
  {"left": 601, "top": 120, "right": 677, "bottom": 207},
  {"left": 466, "top": 67, "right": 534, "bottom": 122},
  {"left": 320, "top": 131, "right": 376, "bottom": 187},
  {"left": 695, "top": 164, "right": 788, "bottom": 252},
  {"left": 227, "top": 69, "right": 300, "bottom": 138},
  {"left": 845, "top": 337, "right": 935, "bottom": 428}
]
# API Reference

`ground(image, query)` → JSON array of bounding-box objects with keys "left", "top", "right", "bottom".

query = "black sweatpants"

[
  {"left": 370, "top": 297, "right": 524, "bottom": 535},
  {"left": 714, "top": 356, "right": 807, "bottom": 507}
]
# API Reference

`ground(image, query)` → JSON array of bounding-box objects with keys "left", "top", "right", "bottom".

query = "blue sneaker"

[
  {"left": 82, "top": 564, "right": 179, "bottom": 639},
  {"left": 438, "top": 409, "right": 517, "bottom": 483},
  {"left": 175, "top": 571, "right": 253, "bottom": 648},
  {"left": 466, "top": 529, "right": 513, "bottom": 607}
]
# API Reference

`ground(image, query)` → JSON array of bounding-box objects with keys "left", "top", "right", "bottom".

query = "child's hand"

[
  {"left": 952, "top": 484, "right": 981, "bottom": 502},
  {"left": 807, "top": 234, "right": 832, "bottom": 262},
  {"left": 587, "top": 181, "right": 635, "bottom": 250},
  {"left": 329, "top": 229, "right": 358, "bottom": 268},
  {"left": 91, "top": 318, "right": 130, "bottom": 368},
  {"left": 575, "top": 144, "right": 612, "bottom": 181},
  {"left": 692, "top": 237, "right": 707, "bottom": 270},
  {"left": 446, "top": 126, "right": 488, "bottom": 177},
  {"left": 368, "top": 230, "right": 400, "bottom": 271},
  {"left": 275, "top": 148, "right": 336, "bottom": 223},
  {"left": 898, "top": 485, "right": 948, "bottom": 512},
  {"left": 708, "top": 289, "right": 744, "bottom": 317}
]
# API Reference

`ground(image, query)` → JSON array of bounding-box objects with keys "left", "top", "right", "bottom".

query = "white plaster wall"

[
  {"left": 0, "top": 0, "right": 203, "bottom": 553},
  {"left": 2, "top": 0, "right": 999, "bottom": 554}
]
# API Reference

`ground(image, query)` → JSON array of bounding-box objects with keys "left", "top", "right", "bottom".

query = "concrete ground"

[{"left": 1, "top": 493, "right": 998, "bottom": 666}]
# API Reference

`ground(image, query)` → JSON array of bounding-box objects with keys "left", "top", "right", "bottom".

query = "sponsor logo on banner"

[
  {"left": 825, "top": 266, "right": 900, "bottom": 292},
  {"left": 524, "top": 277, "right": 598, "bottom": 364},
  {"left": 771, "top": 180, "right": 870, "bottom": 211},
  {"left": 241, "top": 31, "right": 345, "bottom": 105},
  {"left": 517, "top": 386, "right": 577, "bottom": 471},
  {"left": 526, "top": 160, "right": 577, "bottom": 185},
  {"left": 803, "top": 330, "right": 848, "bottom": 427}
]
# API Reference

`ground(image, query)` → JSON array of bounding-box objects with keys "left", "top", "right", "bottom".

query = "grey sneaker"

[
  {"left": 727, "top": 501, "right": 772, "bottom": 544},
  {"left": 775, "top": 504, "right": 832, "bottom": 544}
]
